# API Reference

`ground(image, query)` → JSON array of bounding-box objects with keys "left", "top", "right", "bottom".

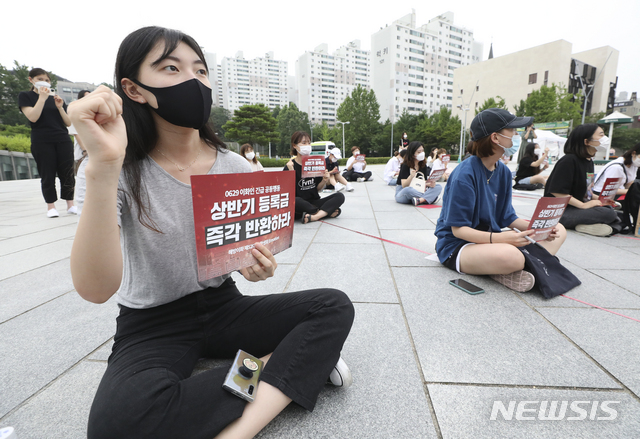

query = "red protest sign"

[
  {"left": 427, "top": 168, "right": 446, "bottom": 182},
  {"left": 191, "top": 171, "right": 295, "bottom": 282},
  {"left": 527, "top": 196, "right": 570, "bottom": 241},
  {"left": 598, "top": 177, "right": 623, "bottom": 206},
  {"left": 441, "top": 154, "right": 450, "bottom": 164},
  {"left": 355, "top": 154, "right": 366, "bottom": 162},
  {"left": 301, "top": 155, "right": 326, "bottom": 178}
]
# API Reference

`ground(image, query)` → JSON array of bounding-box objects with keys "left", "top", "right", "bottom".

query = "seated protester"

[
  {"left": 592, "top": 142, "right": 640, "bottom": 199},
  {"left": 284, "top": 131, "right": 345, "bottom": 224},
  {"left": 240, "top": 143, "right": 264, "bottom": 172},
  {"left": 395, "top": 141, "right": 443, "bottom": 206},
  {"left": 343, "top": 146, "right": 373, "bottom": 182},
  {"left": 435, "top": 108, "right": 566, "bottom": 292},
  {"left": 592, "top": 143, "right": 640, "bottom": 233},
  {"left": 426, "top": 147, "right": 438, "bottom": 168},
  {"left": 514, "top": 142, "right": 549, "bottom": 186},
  {"left": 544, "top": 123, "right": 622, "bottom": 236},
  {"left": 431, "top": 148, "right": 452, "bottom": 181},
  {"left": 325, "top": 147, "right": 354, "bottom": 192},
  {"left": 384, "top": 150, "right": 403, "bottom": 186}
]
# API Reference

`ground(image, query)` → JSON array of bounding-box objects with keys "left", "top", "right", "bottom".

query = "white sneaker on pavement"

[
  {"left": 345, "top": 183, "right": 355, "bottom": 192},
  {"left": 328, "top": 356, "right": 353, "bottom": 388},
  {"left": 357, "top": 177, "right": 365, "bottom": 182},
  {"left": 67, "top": 206, "right": 78, "bottom": 215},
  {"left": 367, "top": 176, "right": 374, "bottom": 181},
  {"left": 334, "top": 182, "right": 346, "bottom": 192},
  {"left": 47, "top": 208, "right": 59, "bottom": 218},
  {"left": 575, "top": 223, "right": 613, "bottom": 237}
]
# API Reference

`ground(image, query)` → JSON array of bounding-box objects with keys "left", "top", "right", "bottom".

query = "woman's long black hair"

[{"left": 115, "top": 26, "right": 225, "bottom": 232}]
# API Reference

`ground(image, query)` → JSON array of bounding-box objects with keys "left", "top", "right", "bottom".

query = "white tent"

[
  {"left": 597, "top": 111, "right": 633, "bottom": 159},
  {"left": 532, "top": 129, "right": 567, "bottom": 159}
]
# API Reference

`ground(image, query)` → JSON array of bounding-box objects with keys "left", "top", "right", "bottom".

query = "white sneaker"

[
  {"left": 356, "top": 177, "right": 365, "bottom": 182},
  {"left": 575, "top": 223, "right": 612, "bottom": 237},
  {"left": 346, "top": 183, "right": 355, "bottom": 192},
  {"left": 367, "top": 176, "right": 374, "bottom": 181},
  {"left": 334, "top": 182, "right": 346, "bottom": 192},
  {"left": 47, "top": 208, "right": 59, "bottom": 218},
  {"left": 67, "top": 206, "right": 78, "bottom": 215},
  {"left": 328, "top": 356, "right": 353, "bottom": 388}
]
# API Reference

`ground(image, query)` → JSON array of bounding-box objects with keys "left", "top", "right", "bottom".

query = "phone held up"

[
  {"left": 222, "top": 349, "right": 264, "bottom": 402},
  {"left": 449, "top": 278, "right": 484, "bottom": 295}
]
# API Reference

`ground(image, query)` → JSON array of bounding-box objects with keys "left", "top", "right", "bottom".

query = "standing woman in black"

[{"left": 19, "top": 68, "right": 76, "bottom": 217}]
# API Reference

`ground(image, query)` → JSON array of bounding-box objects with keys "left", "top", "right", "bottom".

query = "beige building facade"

[{"left": 452, "top": 40, "right": 619, "bottom": 129}]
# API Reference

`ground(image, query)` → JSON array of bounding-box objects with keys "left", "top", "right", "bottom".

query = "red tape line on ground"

[
  {"left": 318, "top": 220, "right": 432, "bottom": 255},
  {"left": 560, "top": 295, "right": 640, "bottom": 323},
  {"left": 317, "top": 220, "right": 639, "bottom": 323}
]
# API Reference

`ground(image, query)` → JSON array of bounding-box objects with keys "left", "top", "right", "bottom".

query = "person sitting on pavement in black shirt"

[{"left": 515, "top": 142, "right": 549, "bottom": 186}]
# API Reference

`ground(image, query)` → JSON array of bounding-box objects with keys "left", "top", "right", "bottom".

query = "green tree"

[
  {"left": 222, "top": 104, "right": 278, "bottom": 147},
  {"left": 276, "top": 103, "right": 310, "bottom": 156},
  {"left": 612, "top": 126, "right": 640, "bottom": 152},
  {"left": 209, "top": 106, "right": 232, "bottom": 140},
  {"left": 476, "top": 96, "right": 507, "bottom": 115},
  {"left": 392, "top": 110, "right": 422, "bottom": 148},
  {"left": 336, "top": 85, "right": 381, "bottom": 155},
  {"left": 523, "top": 84, "right": 582, "bottom": 126},
  {"left": 415, "top": 106, "right": 462, "bottom": 153},
  {"left": 0, "top": 61, "right": 31, "bottom": 126},
  {"left": 513, "top": 99, "right": 526, "bottom": 117}
]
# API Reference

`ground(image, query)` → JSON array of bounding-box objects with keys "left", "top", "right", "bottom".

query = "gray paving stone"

[
  {"left": 256, "top": 303, "right": 437, "bottom": 439},
  {"left": 415, "top": 205, "right": 445, "bottom": 220},
  {"left": 607, "top": 235, "right": 640, "bottom": 248},
  {"left": 0, "top": 361, "right": 106, "bottom": 439},
  {"left": 370, "top": 198, "right": 408, "bottom": 212},
  {"left": 336, "top": 196, "right": 373, "bottom": 218},
  {"left": 376, "top": 209, "right": 435, "bottom": 230},
  {"left": 273, "top": 228, "right": 316, "bottom": 264},
  {"left": 312, "top": 218, "right": 380, "bottom": 244},
  {"left": 87, "top": 339, "right": 114, "bottom": 362},
  {"left": 0, "top": 224, "right": 77, "bottom": 257},
  {"left": 0, "top": 260, "right": 75, "bottom": 323},
  {"left": 380, "top": 229, "right": 439, "bottom": 267},
  {"left": 286, "top": 243, "right": 397, "bottom": 303},
  {"left": 393, "top": 266, "right": 620, "bottom": 389},
  {"left": 588, "top": 269, "right": 640, "bottom": 295},
  {"left": 428, "top": 384, "right": 640, "bottom": 439},
  {"left": 559, "top": 232, "right": 640, "bottom": 269},
  {"left": 0, "top": 241, "right": 74, "bottom": 281},
  {"left": 0, "top": 293, "right": 118, "bottom": 417},
  {"left": 516, "top": 259, "right": 640, "bottom": 309},
  {"left": 538, "top": 308, "right": 640, "bottom": 398}
]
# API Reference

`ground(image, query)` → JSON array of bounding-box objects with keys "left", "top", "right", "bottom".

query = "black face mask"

[{"left": 131, "top": 78, "right": 212, "bottom": 129}]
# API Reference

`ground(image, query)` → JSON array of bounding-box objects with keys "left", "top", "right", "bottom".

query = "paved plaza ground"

[{"left": 1, "top": 163, "right": 639, "bottom": 438}]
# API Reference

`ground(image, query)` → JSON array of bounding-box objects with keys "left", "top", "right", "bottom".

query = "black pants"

[
  {"left": 87, "top": 278, "right": 354, "bottom": 439},
  {"left": 294, "top": 192, "right": 345, "bottom": 219},
  {"left": 30, "top": 139, "right": 75, "bottom": 203},
  {"left": 342, "top": 169, "right": 372, "bottom": 182},
  {"left": 559, "top": 205, "right": 620, "bottom": 230}
]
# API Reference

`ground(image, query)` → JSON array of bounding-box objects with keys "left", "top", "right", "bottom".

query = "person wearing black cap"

[{"left": 435, "top": 108, "right": 567, "bottom": 292}]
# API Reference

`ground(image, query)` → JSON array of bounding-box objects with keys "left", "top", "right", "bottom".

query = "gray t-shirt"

[{"left": 116, "top": 149, "right": 252, "bottom": 308}]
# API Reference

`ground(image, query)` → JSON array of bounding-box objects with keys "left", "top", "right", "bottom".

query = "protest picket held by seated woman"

[
  {"left": 435, "top": 108, "right": 567, "bottom": 293},
  {"left": 284, "top": 131, "right": 345, "bottom": 224}
]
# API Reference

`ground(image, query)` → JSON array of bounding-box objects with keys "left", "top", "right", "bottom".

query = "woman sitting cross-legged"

[
  {"left": 395, "top": 141, "right": 442, "bottom": 206},
  {"left": 514, "top": 142, "right": 549, "bottom": 186},
  {"left": 435, "top": 108, "right": 567, "bottom": 292},
  {"left": 284, "top": 131, "right": 345, "bottom": 224}
]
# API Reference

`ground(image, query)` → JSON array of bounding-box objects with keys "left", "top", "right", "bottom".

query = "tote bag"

[
  {"left": 409, "top": 172, "right": 426, "bottom": 193},
  {"left": 520, "top": 244, "right": 581, "bottom": 298}
]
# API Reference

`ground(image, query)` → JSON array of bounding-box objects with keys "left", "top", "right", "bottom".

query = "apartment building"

[
  {"left": 221, "top": 51, "right": 288, "bottom": 113},
  {"left": 371, "top": 10, "right": 482, "bottom": 122},
  {"left": 296, "top": 40, "right": 371, "bottom": 126}
]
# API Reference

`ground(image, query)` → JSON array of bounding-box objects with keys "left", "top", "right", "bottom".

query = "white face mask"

[
  {"left": 298, "top": 144, "right": 312, "bottom": 156},
  {"left": 245, "top": 152, "right": 255, "bottom": 160},
  {"left": 331, "top": 156, "right": 338, "bottom": 163},
  {"left": 354, "top": 151, "right": 360, "bottom": 156},
  {"left": 415, "top": 152, "right": 425, "bottom": 161},
  {"left": 534, "top": 148, "right": 541, "bottom": 155},
  {"left": 594, "top": 135, "right": 610, "bottom": 147},
  {"left": 403, "top": 134, "right": 407, "bottom": 139},
  {"left": 633, "top": 156, "right": 640, "bottom": 167}
]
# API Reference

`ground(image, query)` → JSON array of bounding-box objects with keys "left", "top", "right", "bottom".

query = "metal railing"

[{"left": 0, "top": 151, "right": 39, "bottom": 181}]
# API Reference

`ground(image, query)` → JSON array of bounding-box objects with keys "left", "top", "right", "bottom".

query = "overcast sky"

[{"left": 3, "top": 0, "right": 638, "bottom": 98}]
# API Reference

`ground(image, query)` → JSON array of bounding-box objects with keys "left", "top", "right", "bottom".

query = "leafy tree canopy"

[
  {"left": 415, "top": 106, "right": 462, "bottom": 153},
  {"left": 476, "top": 96, "right": 507, "bottom": 115},
  {"left": 0, "top": 61, "right": 32, "bottom": 126},
  {"left": 209, "top": 106, "right": 232, "bottom": 141},
  {"left": 276, "top": 103, "right": 310, "bottom": 155},
  {"left": 222, "top": 104, "right": 278, "bottom": 147},
  {"left": 336, "top": 85, "right": 381, "bottom": 155}
]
